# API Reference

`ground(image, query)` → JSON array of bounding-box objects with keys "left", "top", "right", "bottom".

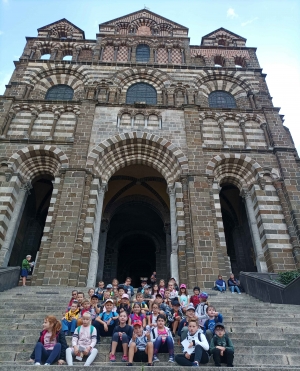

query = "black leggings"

[{"left": 175, "top": 345, "right": 209, "bottom": 366}]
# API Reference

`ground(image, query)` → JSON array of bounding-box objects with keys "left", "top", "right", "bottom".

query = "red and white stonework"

[{"left": 0, "top": 10, "right": 299, "bottom": 288}]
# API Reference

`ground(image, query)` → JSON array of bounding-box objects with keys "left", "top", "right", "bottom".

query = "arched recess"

[
  {"left": 0, "top": 145, "right": 69, "bottom": 268},
  {"left": 206, "top": 153, "right": 268, "bottom": 274},
  {"left": 86, "top": 131, "right": 188, "bottom": 185}
]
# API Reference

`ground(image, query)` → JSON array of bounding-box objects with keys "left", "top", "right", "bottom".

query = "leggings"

[
  {"left": 66, "top": 347, "right": 98, "bottom": 366},
  {"left": 175, "top": 345, "right": 209, "bottom": 366},
  {"left": 153, "top": 336, "right": 174, "bottom": 356},
  {"left": 34, "top": 342, "right": 61, "bottom": 364}
]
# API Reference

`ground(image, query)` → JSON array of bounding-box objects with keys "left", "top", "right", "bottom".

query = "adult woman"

[{"left": 21, "top": 255, "right": 33, "bottom": 286}]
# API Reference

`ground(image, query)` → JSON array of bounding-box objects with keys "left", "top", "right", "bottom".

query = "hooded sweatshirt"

[{"left": 185, "top": 329, "right": 209, "bottom": 353}]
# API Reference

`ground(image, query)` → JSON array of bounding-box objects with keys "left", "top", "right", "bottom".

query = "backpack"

[{"left": 77, "top": 325, "right": 95, "bottom": 337}]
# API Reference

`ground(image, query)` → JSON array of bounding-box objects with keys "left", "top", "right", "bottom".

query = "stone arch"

[
  {"left": 206, "top": 153, "right": 263, "bottom": 190},
  {"left": 8, "top": 145, "right": 69, "bottom": 181},
  {"left": 86, "top": 132, "right": 188, "bottom": 184}
]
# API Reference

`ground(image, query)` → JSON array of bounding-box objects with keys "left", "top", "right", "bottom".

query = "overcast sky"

[{"left": 0, "top": 0, "right": 299, "bottom": 152}]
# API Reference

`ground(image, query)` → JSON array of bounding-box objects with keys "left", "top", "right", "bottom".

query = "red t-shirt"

[{"left": 190, "top": 295, "right": 200, "bottom": 307}]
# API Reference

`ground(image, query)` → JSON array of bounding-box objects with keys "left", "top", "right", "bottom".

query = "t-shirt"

[
  {"left": 129, "top": 331, "right": 148, "bottom": 351},
  {"left": 157, "top": 327, "right": 168, "bottom": 343},
  {"left": 179, "top": 294, "right": 189, "bottom": 307},
  {"left": 113, "top": 324, "right": 133, "bottom": 340},
  {"left": 99, "top": 311, "right": 118, "bottom": 325},
  {"left": 43, "top": 331, "right": 57, "bottom": 351},
  {"left": 72, "top": 325, "right": 97, "bottom": 349},
  {"left": 190, "top": 295, "right": 200, "bottom": 307},
  {"left": 130, "top": 313, "right": 145, "bottom": 324}
]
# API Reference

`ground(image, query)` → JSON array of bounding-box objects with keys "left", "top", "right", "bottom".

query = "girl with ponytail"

[{"left": 29, "top": 315, "right": 67, "bottom": 365}]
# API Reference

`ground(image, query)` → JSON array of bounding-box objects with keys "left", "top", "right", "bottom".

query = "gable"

[
  {"left": 201, "top": 27, "right": 246, "bottom": 47},
  {"left": 99, "top": 9, "right": 188, "bottom": 37},
  {"left": 37, "top": 18, "right": 85, "bottom": 39}
]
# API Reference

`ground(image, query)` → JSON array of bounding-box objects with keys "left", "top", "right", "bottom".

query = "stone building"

[{"left": 0, "top": 9, "right": 299, "bottom": 288}]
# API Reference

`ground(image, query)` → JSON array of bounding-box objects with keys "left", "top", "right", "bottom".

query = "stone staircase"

[{"left": 0, "top": 286, "right": 300, "bottom": 370}]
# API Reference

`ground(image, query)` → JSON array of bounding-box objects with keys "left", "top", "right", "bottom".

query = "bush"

[{"left": 277, "top": 270, "right": 300, "bottom": 285}]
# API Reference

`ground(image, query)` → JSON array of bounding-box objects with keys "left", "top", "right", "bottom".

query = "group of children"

[{"left": 28, "top": 275, "right": 235, "bottom": 367}]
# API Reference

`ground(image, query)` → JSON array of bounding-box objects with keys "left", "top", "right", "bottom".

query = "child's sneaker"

[
  {"left": 109, "top": 354, "right": 116, "bottom": 362},
  {"left": 152, "top": 355, "right": 160, "bottom": 362},
  {"left": 121, "top": 355, "right": 128, "bottom": 362},
  {"left": 126, "top": 363, "right": 133, "bottom": 366},
  {"left": 192, "top": 361, "right": 199, "bottom": 367},
  {"left": 168, "top": 356, "right": 175, "bottom": 363}
]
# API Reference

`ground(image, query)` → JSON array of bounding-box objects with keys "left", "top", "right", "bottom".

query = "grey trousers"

[{"left": 66, "top": 347, "right": 98, "bottom": 366}]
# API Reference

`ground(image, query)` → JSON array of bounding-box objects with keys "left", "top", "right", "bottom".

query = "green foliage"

[{"left": 277, "top": 270, "right": 300, "bottom": 285}]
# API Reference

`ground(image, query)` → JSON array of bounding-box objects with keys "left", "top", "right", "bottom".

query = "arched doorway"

[
  {"left": 98, "top": 165, "right": 169, "bottom": 286},
  {"left": 8, "top": 176, "right": 53, "bottom": 267},
  {"left": 220, "top": 184, "right": 257, "bottom": 275}
]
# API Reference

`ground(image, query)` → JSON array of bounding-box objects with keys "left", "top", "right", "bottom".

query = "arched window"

[
  {"left": 209, "top": 91, "right": 236, "bottom": 109},
  {"left": 126, "top": 83, "right": 157, "bottom": 105},
  {"left": 40, "top": 54, "right": 51, "bottom": 60},
  {"left": 45, "top": 84, "right": 74, "bottom": 100},
  {"left": 136, "top": 44, "right": 150, "bottom": 63}
]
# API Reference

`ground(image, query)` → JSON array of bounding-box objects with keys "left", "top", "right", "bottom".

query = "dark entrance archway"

[
  {"left": 9, "top": 176, "right": 53, "bottom": 267},
  {"left": 220, "top": 184, "right": 257, "bottom": 276}
]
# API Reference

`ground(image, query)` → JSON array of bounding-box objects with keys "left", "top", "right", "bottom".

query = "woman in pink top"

[{"left": 29, "top": 316, "right": 67, "bottom": 365}]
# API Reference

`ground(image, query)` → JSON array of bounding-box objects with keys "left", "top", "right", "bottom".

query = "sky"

[{"left": 0, "top": 0, "right": 299, "bottom": 152}]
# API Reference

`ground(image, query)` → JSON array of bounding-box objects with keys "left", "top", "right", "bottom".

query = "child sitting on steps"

[
  {"left": 151, "top": 314, "right": 174, "bottom": 363},
  {"left": 61, "top": 302, "right": 80, "bottom": 336},
  {"left": 66, "top": 312, "right": 98, "bottom": 367}
]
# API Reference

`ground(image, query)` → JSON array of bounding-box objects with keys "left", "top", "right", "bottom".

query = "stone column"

[
  {"left": 181, "top": 49, "right": 185, "bottom": 64},
  {"left": 218, "top": 118, "right": 228, "bottom": 148},
  {"left": 199, "top": 119, "right": 206, "bottom": 147},
  {"left": 0, "top": 181, "right": 32, "bottom": 267},
  {"left": 167, "top": 185, "right": 179, "bottom": 283},
  {"left": 1, "top": 112, "right": 15, "bottom": 137},
  {"left": 239, "top": 119, "right": 250, "bottom": 149},
  {"left": 87, "top": 183, "right": 107, "bottom": 287},
  {"left": 260, "top": 123, "right": 273, "bottom": 149},
  {"left": 153, "top": 49, "right": 157, "bottom": 63},
  {"left": 75, "top": 49, "right": 80, "bottom": 62},
  {"left": 49, "top": 113, "right": 60, "bottom": 139},
  {"left": 248, "top": 93, "right": 256, "bottom": 109},
  {"left": 99, "top": 47, "right": 104, "bottom": 61},
  {"left": 127, "top": 47, "right": 132, "bottom": 62},
  {"left": 113, "top": 47, "right": 118, "bottom": 61},
  {"left": 241, "top": 189, "right": 268, "bottom": 272},
  {"left": 168, "top": 49, "right": 172, "bottom": 64},
  {"left": 96, "top": 219, "right": 110, "bottom": 282},
  {"left": 164, "top": 224, "right": 171, "bottom": 279},
  {"left": 27, "top": 111, "right": 38, "bottom": 138},
  {"left": 273, "top": 180, "right": 300, "bottom": 267}
]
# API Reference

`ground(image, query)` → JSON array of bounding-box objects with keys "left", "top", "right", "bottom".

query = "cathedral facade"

[{"left": 0, "top": 10, "right": 299, "bottom": 288}]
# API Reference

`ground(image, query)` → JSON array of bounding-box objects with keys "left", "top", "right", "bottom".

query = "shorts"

[
  {"left": 21, "top": 268, "right": 28, "bottom": 277},
  {"left": 133, "top": 349, "right": 148, "bottom": 363}
]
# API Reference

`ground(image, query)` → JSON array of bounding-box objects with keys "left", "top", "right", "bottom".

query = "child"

[
  {"left": 168, "top": 299, "right": 183, "bottom": 336},
  {"left": 195, "top": 292, "right": 209, "bottom": 328},
  {"left": 117, "top": 286, "right": 126, "bottom": 305},
  {"left": 110, "top": 311, "right": 133, "bottom": 362},
  {"left": 106, "top": 284, "right": 114, "bottom": 297},
  {"left": 228, "top": 273, "right": 241, "bottom": 294},
  {"left": 158, "top": 279, "right": 166, "bottom": 297},
  {"left": 215, "top": 275, "right": 226, "bottom": 292},
  {"left": 29, "top": 315, "right": 67, "bottom": 365},
  {"left": 65, "top": 312, "right": 98, "bottom": 366},
  {"left": 178, "top": 304, "right": 198, "bottom": 341},
  {"left": 210, "top": 323, "right": 234, "bottom": 367},
  {"left": 133, "top": 292, "right": 149, "bottom": 314},
  {"left": 93, "top": 299, "right": 119, "bottom": 343},
  {"left": 190, "top": 286, "right": 201, "bottom": 307},
  {"left": 90, "top": 294, "right": 101, "bottom": 320},
  {"left": 87, "top": 288, "right": 95, "bottom": 299},
  {"left": 128, "top": 303, "right": 146, "bottom": 328},
  {"left": 147, "top": 302, "right": 160, "bottom": 328},
  {"left": 137, "top": 279, "right": 148, "bottom": 294},
  {"left": 95, "top": 281, "right": 105, "bottom": 300},
  {"left": 99, "top": 290, "right": 111, "bottom": 309},
  {"left": 203, "top": 305, "right": 223, "bottom": 343},
  {"left": 151, "top": 314, "right": 174, "bottom": 363},
  {"left": 67, "top": 290, "right": 78, "bottom": 310},
  {"left": 179, "top": 284, "right": 189, "bottom": 312},
  {"left": 164, "top": 289, "right": 172, "bottom": 307},
  {"left": 77, "top": 299, "right": 91, "bottom": 326},
  {"left": 142, "top": 285, "right": 153, "bottom": 306},
  {"left": 170, "top": 277, "right": 179, "bottom": 291},
  {"left": 62, "top": 302, "right": 80, "bottom": 335},
  {"left": 127, "top": 320, "right": 153, "bottom": 366},
  {"left": 21, "top": 255, "right": 33, "bottom": 286},
  {"left": 175, "top": 318, "right": 209, "bottom": 367},
  {"left": 123, "top": 277, "right": 135, "bottom": 298},
  {"left": 154, "top": 294, "right": 171, "bottom": 318},
  {"left": 168, "top": 282, "right": 178, "bottom": 300},
  {"left": 77, "top": 292, "right": 85, "bottom": 310},
  {"left": 151, "top": 283, "right": 160, "bottom": 299},
  {"left": 150, "top": 271, "right": 157, "bottom": 284},
  {"left": 112, "top": 278, "right": 119, "bottom": 289},
  {"left": 117, "top": 293, "right": 131, "bottom": 316}
]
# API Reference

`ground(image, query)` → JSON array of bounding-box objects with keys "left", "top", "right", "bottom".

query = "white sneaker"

[
  {"left": 231, "top": 292, "right": 235, "bottom": 294},
  {"left": 34, "top": 362, "right": 41, "bottom": 366}
]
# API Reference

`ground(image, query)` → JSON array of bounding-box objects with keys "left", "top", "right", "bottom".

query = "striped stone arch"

[
  {"left": 9, "top": 103, "right": 37, "bottom": 115},
  {"left": 206, "top": 153, "right": 263, "bottom": 190},
  {"left": 194, "top": 70, "right": 259, "bottom": 98},
  {"left": 112, "top": 67, "right": 172, "bottom": 91},
  {"left": 86, "top": 132, "right": 188, "bottom": 184},
  {"left": 8, "top": 145, "right": 69, "bottom": 181},
  {"left": 22, "top": 65, "right": 89, "bottom": 89}
]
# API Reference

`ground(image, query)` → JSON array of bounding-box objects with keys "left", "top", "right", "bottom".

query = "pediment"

[
  {"left": 37, "top": 18, "right": 85, "bottom": 39},
  {"left": 201, "top": 27, "right": 246, "bottom": 46}
]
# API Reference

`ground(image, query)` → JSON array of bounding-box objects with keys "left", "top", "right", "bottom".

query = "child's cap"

[
  {"left": 171, "top": 299, "right": 180, "bottom": 306},
  {"left": 106, "top": 284, "right": 113, "bottom": 289},
  {"left": 180, "top": 284, "right": 186, "bottom": 289},
  {"left": 122, "top": 294, "right": 129, "bottom": 299},
  {"left": 193, "top": 286, "right": 200, "bottom": 291},
  {"left": 215, "top": 322, "right": 225, "bottom": 329},
  {"left": 144, "top": 285, "right": 151, "bottom": 289},
  {"left": 104, "top": 299, "right": 114, "bottom": 305},
  {"left": 186, "top": 303, "right": 196, "bottom": 311},
  {"left": 132, "top": 320, "right": 143, "bottom": 327},
  {"left": 200, "top": 292, "right": 208, "bottom": 299},
  {"left": 91, "top": 294, "right": 99, "bottom": 299}
]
